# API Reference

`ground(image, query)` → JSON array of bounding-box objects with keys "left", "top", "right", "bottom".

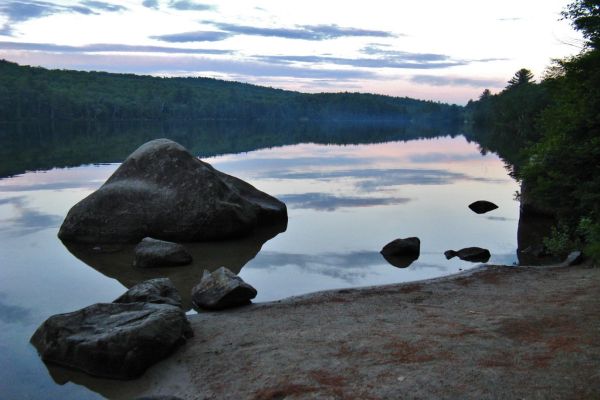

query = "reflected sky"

[{"left": 0, "top": 134, "right": 519, "bottom": 399}]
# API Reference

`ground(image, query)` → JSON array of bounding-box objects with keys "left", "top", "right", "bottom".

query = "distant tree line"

[
  {"left": 465, "top": 0, "right": 600, "bottom": 262},
  {"left": 0, "top": 60, "right": 461, "bottom": 124}
]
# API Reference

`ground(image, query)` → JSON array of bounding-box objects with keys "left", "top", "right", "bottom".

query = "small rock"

[
  {"left": 133, "top": 238, "right": 192, "bottom": 268},
  {"left": 444, "top": 250, "right": 458, "bottom": 260},
  {"left": 563, "top": 250, "right": 583, "bottom": 266},
  {"left": 381, "top": 237, "right": 420, "bottom": 258},
  {"left": 468, "top": 200, "right": 498, "bottom": 214},
  {"left": 30, "top": 302, "right": 192, "bottom": 379},
  {"left": 113, "top": 278, "right": 183, "bottom": 308},
  {"left": 191, "top": 267, "right": 257, "bottom": 311},
  {"left": 444, "top": 247, "right": 491, "bottom": 263}
]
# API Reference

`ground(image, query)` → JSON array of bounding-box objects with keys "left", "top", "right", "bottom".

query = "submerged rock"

[
  {"left": 30, "top": 302, "right": 192, "bottom": 379},
  {"left": 445, "top": 247, "right": 491, "bottom": 263},
  {"left": 380, "top": 237, "right": 420, "bottom": 258},
  {"left": 133, "top": 238, "right": 192, "bottom": 268},
  {"left": 113, "top": 278, "right": 183, "bottom": 308},
  {"left": 468, "top": 200, "right": 498, "bottom": 214},
  {"left": 58, "top": 139, "right": 287, "bottom": 244},
  {"left": 192, "top": 267, "right": 257, "bottom": 311},
  {"left": 381, "top": 254, "right": 419, "bottom": 268}
]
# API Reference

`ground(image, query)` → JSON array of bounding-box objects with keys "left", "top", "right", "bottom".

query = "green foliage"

[
  {"left": 0, "top": 60, "right": 462, "bottom": 124},
  {"left": 506, "top": 68, "right": 535, "bottom": 88},
  {"left": 578, "top": 217, "right": 600, "bottom": 262},
  {"left": 562, "top": 0, "right": 600, "bottom": 48},
  {"left": 543, "top": 224, "right": 578, "bottom": 258},
  {"left": 466, "top": 0, "right": 600, "bottom": 264}
]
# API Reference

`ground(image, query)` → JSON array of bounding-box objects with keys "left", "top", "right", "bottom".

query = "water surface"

[{"left": 0, "top": 129, "right": 518, "bottom": 399}]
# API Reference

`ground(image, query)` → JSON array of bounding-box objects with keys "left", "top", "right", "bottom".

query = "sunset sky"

[{"left": 0, "top": 0, "right": 584, "bottom": 104}]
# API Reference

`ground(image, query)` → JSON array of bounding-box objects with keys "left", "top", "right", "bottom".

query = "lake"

[{"left": 0, "top": 122, "right": 519, "bottom": 399}]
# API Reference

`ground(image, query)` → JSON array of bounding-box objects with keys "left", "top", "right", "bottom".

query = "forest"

[
  {"left": 0, "top": 59, "right": 461, "bottom": 124},
  {"left": 466, "top": 0, "right": 600, "bottom": 261}
]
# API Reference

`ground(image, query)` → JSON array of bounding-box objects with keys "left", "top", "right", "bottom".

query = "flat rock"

[
  {"left": 468, "top": 200, "right": 499, "bottom": 214},
  {"left": 30, "top": 302, "right": 192, "bottom": 379},
  {"left": 381, "top": 237, "right": 420, "bottom": 258},
  {"left": 113, "top": 278, "right": 183, "bottom": 308},
  {"left": 58, "top": 139, "right": 287, "bottom": 244},
  {"left": 192, "top": 267, "right": 257, "bottom": 311},
  {"left": 445, "top": 247, "right": 491, "bottom": 263},
  {"left": 133, "top": 238, "right": 192, "bottom": 268}
]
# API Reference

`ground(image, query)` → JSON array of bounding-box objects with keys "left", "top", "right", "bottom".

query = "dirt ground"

[{"left": 74, "top": 264, "right": 600, "bottom": 400}]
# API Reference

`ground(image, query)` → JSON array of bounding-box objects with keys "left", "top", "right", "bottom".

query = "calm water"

[{"left": 0, "top": 127, "right": 519, "bottom": 399}]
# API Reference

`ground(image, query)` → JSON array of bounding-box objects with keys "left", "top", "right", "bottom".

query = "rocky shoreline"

[{"left": 45, "top": 262, "right": 600, "bottom": 400}]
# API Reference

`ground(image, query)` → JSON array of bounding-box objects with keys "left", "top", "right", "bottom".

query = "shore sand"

[{"left": 61, "top": 263, "right": 600, "bottom": 399}]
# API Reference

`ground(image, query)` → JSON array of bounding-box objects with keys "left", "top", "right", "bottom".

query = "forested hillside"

[
  {"left": 0, "top": 60, "right": 461, "bottom": 123},
  {"left": 465, "top": 0, "right": 600, "bottom": 261}
]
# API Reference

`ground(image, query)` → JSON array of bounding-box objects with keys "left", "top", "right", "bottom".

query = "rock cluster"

[{"left": 31, "top": 278, "right": 192, "bottom": 379}]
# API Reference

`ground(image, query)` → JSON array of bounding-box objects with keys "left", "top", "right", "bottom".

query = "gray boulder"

[
  {"left": 113, "top": 278, "right": 183, "bottom": 308},
  {"left": 133, "top": 238, "right": 192, "bottom": 268},
  {"left": 58, "top": 139, "right": 287, "bottom": 244},
  {"left": 561, "top": 250, "right": 583, "bottom": 267},
  {"left": 468, "top": 200, "right": 498, "bottom": 214},
  {"left": 380, "top": 237, "right": 420, "bottom": 258},
  {"left": 192, "top": 267, "right": 257, "bottom": 311},
  {"left": 445, "top": 247, "right": 491, "bottom": 263},
  {"left": 30, "top": 302, "right": 192, "bottom": 379}
]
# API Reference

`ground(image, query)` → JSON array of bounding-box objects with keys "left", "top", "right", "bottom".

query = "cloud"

[
  {"left": 486, "top": 216, "right": 515, "bottom": 221},
  {"left": 251, "top": 44, "right": 502, "bottom": 70},
  {"left": 255, "top": 54, "right": 466, "bottom": 70},
  {"left": 209, "top": 22, "right": 396, "bottom": 41},
  {"left": 0, "top": 196, "right": 62, "bottom": 236},
  {"left": 410, "top": 75, "right": 505, "bottom": 88},
  {"left": 2, "top": 52, "right": 378, "bottom": 80},
  {"left": 168, "top": 0, "right": 214, "bottom": 11},
  {"left": 0, "top": 294, "right": 32, "bottom": 325},
  {"left": 0, "top": 0, "right": 124, "bottom": 36},
  {"left": 277, "top": 192, "right": 411, "bottom": 211},
  {"left": 142, "top": 0, "right": 159, "bottom": 9},
  {"left": 152, "top": 30, "right": 231, "bottom": 43},
  {"left": 80, "top": 1, "right": 126, "bottom": 12},
  {"left": 266, "top": 168, "right": 502, "bottom": 192},
  {"left": 250, "top": 250, "right": 446, "bottom": 284},
  {"left": 407, "top": 152, "right": 485, "bottom": 163},
  {"left": 0, "top": 40, "right": 233, "bottom": 55},
  {"left": 250, "top": 251, "right": 385, "bottom": 283}
]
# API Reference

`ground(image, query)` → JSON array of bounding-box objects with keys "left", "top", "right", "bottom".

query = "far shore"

[{"left": 51, "top": 261, "right": 600, "bottom": 400}]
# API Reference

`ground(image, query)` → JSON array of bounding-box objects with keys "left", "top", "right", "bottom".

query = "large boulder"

[
  {"left": 445, "top": 247, "right": 491, "bottom": 263},
  {"left": 468, "top": 200, "right": 498, "bottom": 214},
  {"left": 113, "top": 278, "right": 183, "bottom": 308},
  {"left": 133, "top": 238, "right": 192, "bottom": 268},
  {"left": 30, "top": 302, "right": 192, "bottom": 379},
  {"left": 192, "top": 267, "right": 257, "bottom": 311},
  {"left": 58, "top": 139, "right": 287, "bottom": 244}
]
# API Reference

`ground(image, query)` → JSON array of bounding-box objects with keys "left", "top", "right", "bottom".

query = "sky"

[{"left": 0, "top": 0, "right": 584, "bottom": 104}]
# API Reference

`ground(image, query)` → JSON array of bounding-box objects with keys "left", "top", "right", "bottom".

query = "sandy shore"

[{"left": 61, "top": 263, "right": 600, "bottom": 399}]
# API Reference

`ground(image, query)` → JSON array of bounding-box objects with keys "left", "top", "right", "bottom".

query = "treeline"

[
  {"left": 0, "top": 119, "right": 460, "bottom": 178},
  {"left": 0, "top": 60, "right": 461, "bottom": 124},
  {"left": 465, "top": 0, "right": 600, "bottom": 261}
]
